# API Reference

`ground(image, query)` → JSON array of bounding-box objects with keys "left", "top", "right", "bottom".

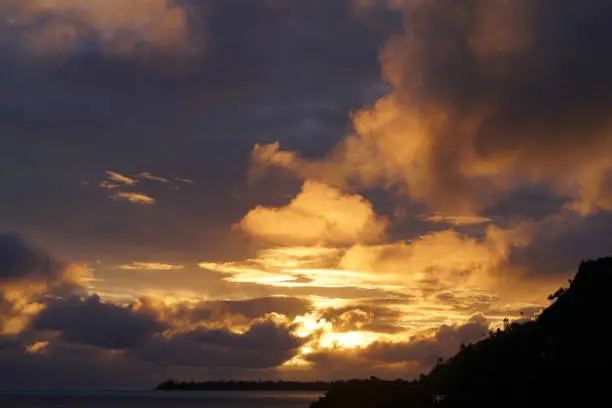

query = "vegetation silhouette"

[{"left": 311, "top": 257, "right": 612, "bottom": 408}]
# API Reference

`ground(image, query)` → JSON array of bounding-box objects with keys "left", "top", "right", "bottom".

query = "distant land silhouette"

[
  {"left": 158, "top": 257, "right": 612, "bottom": 406},
  {"left": 156, "top": 380, "right": 331, "bottom": 391}
]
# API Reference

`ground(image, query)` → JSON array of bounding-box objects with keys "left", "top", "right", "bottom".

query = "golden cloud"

[
  {"left": 112, "top": 192, "right": 156, "bottom": 205},
  {"left": 105, "top": 171, "right": 138, "bottom": 186},
  {"left": 119, "top": 262, "right": 184, "bottom": 271},
  {"left": 239, "top": 181, "right": 388, "bottom": 246}
]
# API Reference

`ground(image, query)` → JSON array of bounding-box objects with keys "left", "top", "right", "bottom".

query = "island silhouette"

[{"left": 158, "top": 257, "right": 612, "bottom": 407}]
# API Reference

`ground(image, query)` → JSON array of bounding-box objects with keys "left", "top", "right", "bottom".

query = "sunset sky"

[{"left": 1, "top": 0, "right": 612, "bottom": 389}]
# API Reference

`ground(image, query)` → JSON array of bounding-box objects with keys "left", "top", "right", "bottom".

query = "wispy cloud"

[
  {"left": 119, "top": 262, "right": 185, "bottom": 271},
  {"left": 105, "top": 171, "right": 138, "bottom": 186},
  {"left": 112, "top": 192, "right": 156, "bottom": 205},
  {"left": 423, "top": 214, "right": 493, "bottom": 226},
  {"left": 135, "top": 172, "right": 171, "bottom": 184},
  {"left": 176, "top": 177, "right": 195, "bottom": 184},
  {"left": 25, "top": 341, "right": 49, "bottom": 355},
  {"left": 93, "top": 170, "right": 193, "bottom": 205}
]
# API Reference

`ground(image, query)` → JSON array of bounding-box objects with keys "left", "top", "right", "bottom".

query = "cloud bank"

[{"left": 254, "top": 0, "right": 612, "bottom": 215}]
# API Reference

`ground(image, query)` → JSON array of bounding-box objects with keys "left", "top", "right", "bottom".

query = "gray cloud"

[
  {"left": 175, "top": 296, "right": 312, "bottom": 322},
  {"left": 132, "top": 318, "right": 306, "bottom": 369},
  {"left": 33, "top": 295, "right": 166, "bottom": 349},
  {"left": 0, "top": 232, "right": 67, "bottom": 283}
]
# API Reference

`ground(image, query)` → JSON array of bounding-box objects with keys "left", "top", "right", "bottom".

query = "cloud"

[
  {"left": 0, "top": 232, "right": 68, "bottom": 284},
  {"left": 105, "top": 171, "right": 138, "bottom": 186},
  {"left": 136, "top": 172, "right": 171, "bottom": 184},
  {"left": 239, "top": 181, "right": 388, "bottom": 246},
  {"left": 119, "top": 262, "right": 184, "bottom": 271},
  {"left": 364, "top": 314, "right": 489, "bottom": 367},
  {"left": 132, "top": 318, "right": 306, "bottom": 369},
  {"left": 1, "top": 0, "right": 196, "bottom": 58},
  {"left": 252, "top": 0, "right": 612, "bottom": 215},
  {"left": 423, "top": 214, "right": 492, "bottom": 226},
  {"left": 320, "top": 303, "right": 403, "bottom": 334},
  {"left": 0, "top": 232, "right": 90, "bottom": 335},
  {"left": 33, "top": 295, "right": 166, "bottom": 349},
  {"left": 96, "top": 171, "right": 188, "bottom": 204},
  {"left": 295, "top": 314, "right": 489, "bottom": 380},
  {"left": 506, "top": 211, "right": 612, "bottom": 277},
  {"left": 137, "top": 295, "right": 313, "bottom": 329},
  {"left": 112, "top": 192, "right": 156, "bottom": 205},
  {"left": 201, "top": 296, "right": 312, "bottom": 321},
  {"left": 25, "top": 340, "right": 49, "bottom": 355}
]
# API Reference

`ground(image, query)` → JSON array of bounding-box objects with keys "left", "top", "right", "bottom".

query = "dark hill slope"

[{"left": 312, "top": 257, "right": 612, "bottom": 408}]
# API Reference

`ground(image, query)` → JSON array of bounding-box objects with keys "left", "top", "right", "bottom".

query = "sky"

[{"left": 1, "top": 0, "right": 612, "bottom": 389}]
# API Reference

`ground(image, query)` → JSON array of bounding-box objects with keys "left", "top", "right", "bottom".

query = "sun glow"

[
  {"left": 319, "top": 331, "right": 379, "bottom": 349},
  {"left": 293, "top": 313, "right": 332, "bottom": 338}
]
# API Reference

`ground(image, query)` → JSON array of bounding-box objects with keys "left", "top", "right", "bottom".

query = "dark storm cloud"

[
  {"left": 0, "top": 232, "right": 66, "bottom": 283},
  {"left": 33, "top": 295, "right": 166, "bottom": 349},
  {"left": 132, "top": 318, "right": 306, "bottom": 368},
  {"left": 0, "top": 340, "right": 156, "bottom": 390},
  {"left": 508, "top": 211, "right": 612, "bottom": 277}
]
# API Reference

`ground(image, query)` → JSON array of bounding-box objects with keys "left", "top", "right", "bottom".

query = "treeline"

[
  {"left": 156, "top": 380, "right": 333, "bottom": 391},
  {"left": 311, "top": 257, "right": 612, "bottom": 408}
]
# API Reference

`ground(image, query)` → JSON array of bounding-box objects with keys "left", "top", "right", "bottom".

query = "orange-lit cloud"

[
  {"left": 239, "top": 181, "right": 388, "bottom": 246},
  {"left": 95, "top": 170, "right": 192, "bottom": 204},
  {"left": 2, "top": 0, "right": 195, "bottom": 57},
  {"left": 25, "top": 340, "right": 49, "bottom": 354},
  {"left": 251, "top": 1, "right": 612, "bottom": 217},
  {"left": 136, "top": 172, "right": 171, "bottom": 184},
  {"left": 105, "top": 171, "right": 138, "bottom": 186},
  {"left": 1, "top": 233, "right": 92, "bottom": 335},
  {"left": 119, "top": 262, "right": 184, "bottom": 271},
  {"left": 112, "top": 192, "right": 156, "bottom": 205}
]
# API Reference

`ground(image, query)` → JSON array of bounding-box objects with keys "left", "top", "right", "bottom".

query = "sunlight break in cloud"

[{"left": 239, "top": 181, "right": 388, "bottom": 246}]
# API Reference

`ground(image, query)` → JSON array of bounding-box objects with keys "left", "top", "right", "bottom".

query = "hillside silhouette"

[{"left": 312, "top": 257, "right": 612, "bottom": 408}]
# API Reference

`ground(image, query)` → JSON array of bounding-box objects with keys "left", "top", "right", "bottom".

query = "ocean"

[{"left": 0, "top": 390, "right": 324, "bottom": 408}]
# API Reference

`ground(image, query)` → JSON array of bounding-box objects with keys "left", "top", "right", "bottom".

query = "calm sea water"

[{"left": 0, "top": 391, "right": 324, "bottom": 408}]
